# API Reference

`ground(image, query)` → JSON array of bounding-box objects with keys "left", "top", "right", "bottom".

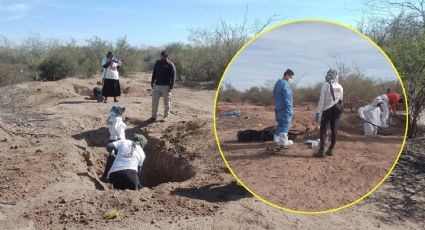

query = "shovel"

[{"left": 355, "top": 116, "right": 393, "bottom": 135}]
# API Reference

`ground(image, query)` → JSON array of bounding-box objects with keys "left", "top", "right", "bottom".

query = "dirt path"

[
  {"left": 0, "top": 76, "right": 422, "bottom": 229},
  {"left": 216, "top": 103, "right": 406, "bottom": 212}
]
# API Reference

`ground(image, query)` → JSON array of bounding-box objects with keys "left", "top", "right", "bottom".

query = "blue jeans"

[{"left": 275, "top": 108, "right": 292, "bottom": 135}]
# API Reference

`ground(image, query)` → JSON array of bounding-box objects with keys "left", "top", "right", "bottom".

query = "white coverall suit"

[
  {"left": 371, "top": 94, "right": 389, "bottom": 128},
  {"left": 358, "top": 104, "right": 382, "bottom": 136}
]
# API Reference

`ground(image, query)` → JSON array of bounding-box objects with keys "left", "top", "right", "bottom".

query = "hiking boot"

[
  {"left": 313, "top": 150, "right": 325, "bottom": 158},
  {"left": 325, "top": 149, "right": 333, "bottom": 156}
]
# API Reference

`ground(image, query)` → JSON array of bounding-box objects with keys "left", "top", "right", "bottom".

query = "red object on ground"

[{"left": 85, "top": 95, "right": 96, "bottom": 100}]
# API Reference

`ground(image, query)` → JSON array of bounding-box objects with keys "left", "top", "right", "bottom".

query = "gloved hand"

[{"left": 314, "top": 113, "right": 320, "bottom": 123}]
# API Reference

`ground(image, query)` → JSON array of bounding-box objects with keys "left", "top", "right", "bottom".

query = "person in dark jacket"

[{"left": 148, "top": 51, "right": 176, "bottom": 122}]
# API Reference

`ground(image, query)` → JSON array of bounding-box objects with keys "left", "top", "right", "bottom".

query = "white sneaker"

[
  {"left": 278, "top": 133, "right": 293, "bottom": 147},
  {"left": 274, "top": 135, "right": 280, "bottom": 143}
]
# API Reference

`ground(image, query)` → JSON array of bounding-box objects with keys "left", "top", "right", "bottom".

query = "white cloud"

[
  {"left": 0, "top": 3, "right": 30, "bottom": 12},
  {"left": 0, "top": 3, "right": 31, "bottom": 21}
]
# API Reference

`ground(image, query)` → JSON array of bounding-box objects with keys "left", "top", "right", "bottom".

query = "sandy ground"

[
  {"left": 216, "top": 103, "right": 406, "bottom": 212},
  {"left": 0, "top": 74, "right": 423, "bottom": 229}
]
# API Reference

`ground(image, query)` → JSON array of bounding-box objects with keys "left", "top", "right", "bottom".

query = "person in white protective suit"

[
  {"left": 101, "top": 105, "right": 127, "bottom": 181},
  {"left": 107, "top": 105, "right": 126, "bottom": 142},
  {"left": 371, "top": 94, "right": 390, "bottom": 128},
  {"left": 358, "top": 104, "right": 382, "bottom": 136}
]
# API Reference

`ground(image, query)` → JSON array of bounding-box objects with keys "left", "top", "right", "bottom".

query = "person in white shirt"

[
  {"left": 101, "top": 51, "right": 122, "bottom": 103},
  {"left": 314, "top": 69, "right": 344, "bottom": 158},
  {"left": 107, "top": 105, "right": 126, "bottom": 142},
  {"left": 101, "top": 105, "right": 127, "bottom": 180},
  {"left": 104, "top": 134, "right": 147, "bottom": 190}
]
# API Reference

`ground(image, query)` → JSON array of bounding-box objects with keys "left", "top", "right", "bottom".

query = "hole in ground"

[
  {"left": 141, "top": 137, "right": 195, "bottom": 187},
  {"left": 73, "top": 128, "right": 196, "bottom": 188}
]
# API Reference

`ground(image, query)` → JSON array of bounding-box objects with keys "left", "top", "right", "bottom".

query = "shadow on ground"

[
  {"left": 367, "top": 138, "right": 425, "bottom": 224},
  {"left": 170, "top": 181, "right": 252, "bottom": 202}
]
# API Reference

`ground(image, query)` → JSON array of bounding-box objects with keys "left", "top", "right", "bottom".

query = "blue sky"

[
  {"left": 0, "top": 0, "right": 366, "bottom": 46},
  {"left": 224, "top": 21, "right": 398, "bottom": 89}
]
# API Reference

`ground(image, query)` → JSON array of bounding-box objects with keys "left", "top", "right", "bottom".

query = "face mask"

[{"left": 288, "top": 78, "right": 294, "bottom": 82}]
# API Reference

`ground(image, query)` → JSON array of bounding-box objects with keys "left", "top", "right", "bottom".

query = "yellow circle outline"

[{"left": 213, "top": 18, "right": 409, "bottom": 214}]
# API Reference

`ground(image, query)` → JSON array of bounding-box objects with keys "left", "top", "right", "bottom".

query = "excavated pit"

[
  {"left": 73, "top": 128, "right": 196, "bottom": 188},
  {"left": 141, "top": 137, "right": 196, "bottom": 187}
]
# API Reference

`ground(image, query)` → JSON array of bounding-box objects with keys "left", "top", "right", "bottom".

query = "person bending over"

[{"left": 104, "top": 134, "right": 147, "bottom": 190}]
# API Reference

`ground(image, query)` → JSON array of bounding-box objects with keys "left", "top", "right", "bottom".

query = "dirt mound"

[
  {"left": 122, "top": 85, "right": 150, "bottom": 97},
  {"left": 73, "top": 84, "right": 92, "bottom": 96}
]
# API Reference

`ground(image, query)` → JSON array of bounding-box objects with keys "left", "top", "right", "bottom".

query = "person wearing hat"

[
  {"left": 148, "top": 50, "right": 176, "bottom": 122},
  {"left": 314, "top": 69, "right": 344, "bottom": 158},
  {"left": 101, "top": 105, "right": 127, "bottom": 181},
  {"left": 102, "top": 134, "right": 148, "bottom": 190},
  {"left": 107, "top": 105, "right": 126, "bottom": 143},
  {"left": 101, "top": 51, "right": 122, "bottom": 103}
]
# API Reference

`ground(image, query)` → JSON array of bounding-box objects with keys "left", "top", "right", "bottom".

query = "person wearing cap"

[
  {"left": 107, "top": 105, "right": 126, "bottom": 143},
  {"left": 103, "top": 134, "right": 147, "bottom": 190},
  {"left": 101, "top": 51, "right": 122, "bottom": 103},
  {"left": 148, "top": 50, "right": 176, "bottom": 122},
  {"left": 314, "top": 69, "right": 344, "bottom": 158},
  {"left": 101, "top": 105, "right": 127, "bottom": 180},
  {"left": 273, "top": 68, "right": 295, "bottom": 147}
]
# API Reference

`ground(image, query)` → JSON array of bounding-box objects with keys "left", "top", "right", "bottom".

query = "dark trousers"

[
  {"left": 101, "top": 139, "right": 120, "bottom": 179},
  {"left": 319, "top": 106, "right": 340, "bottom": 151},
  {"left": 109, "top": 169, "right": 139, "bottom": 190}
]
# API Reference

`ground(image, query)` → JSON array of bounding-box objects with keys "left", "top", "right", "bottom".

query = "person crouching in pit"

[
  {"left": 105, "top": 134, "right": 147, "bottom": 190},
  {"left": 101, "top": 105, "right": 126, "bottom": 181}
]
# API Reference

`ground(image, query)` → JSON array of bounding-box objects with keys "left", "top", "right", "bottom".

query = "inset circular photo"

[{"left": 214, "top": 20, "right": 408, "bottom": 213}]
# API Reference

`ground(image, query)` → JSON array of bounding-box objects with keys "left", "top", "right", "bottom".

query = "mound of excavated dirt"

[{"left": 122, "top": 85, "right": 150, "bottom": 97}]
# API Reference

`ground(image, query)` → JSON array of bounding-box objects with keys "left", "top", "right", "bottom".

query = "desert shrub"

[
  {"left": 0, "top": 63, "right": 32, "bottom": 85},
  {"left": 293, "top": 83, "right": 322, "bottom": 103},
  {"left": 218, "top": 82, "right": 242, "bottom": 103},
  {"left": 38, "top": 51, "right": 77, "bottom": 81},
  {"left": 243, "top": 86, "right": 274, "bottom": 105}
]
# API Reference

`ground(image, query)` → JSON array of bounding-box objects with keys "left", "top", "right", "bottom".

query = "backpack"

[{"left": 93, "top": 87, "right": 104, "bottom": 102}]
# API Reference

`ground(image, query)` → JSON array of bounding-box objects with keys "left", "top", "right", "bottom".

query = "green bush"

[{"left": 38, "top": 52, "right": 77, "bottom": 81}]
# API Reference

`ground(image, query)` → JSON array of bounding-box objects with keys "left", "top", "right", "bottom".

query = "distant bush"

[
  {"left": 218, "top": 82, "right": 242, "bottom": 103},
  {"left": 38, "top": 52, "right": 77, "bottom": 81},
  {"left": 0, "top": 12, "right": 276, "bottom": 85},
  {"left": 218, "top": 69, "right": 402, "bottom": 107}
]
